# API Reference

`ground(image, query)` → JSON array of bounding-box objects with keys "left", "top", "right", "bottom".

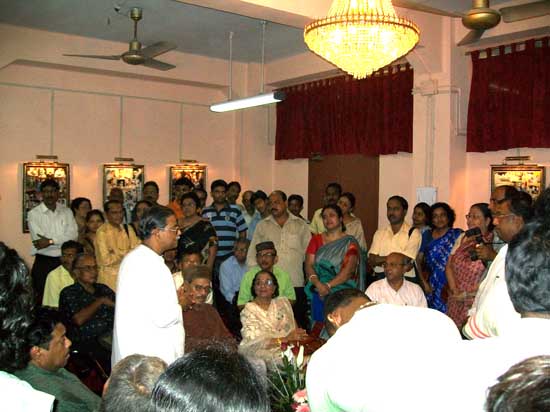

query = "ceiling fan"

[
  {"left": 64, "top": 7, "right": 177, "bottom": 71},
  {"left": 458, "top": 0, "right": 550, "bottom": 46}
]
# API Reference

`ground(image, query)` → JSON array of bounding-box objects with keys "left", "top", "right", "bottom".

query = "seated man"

[
  {"left": 173, "top": 249, "right": 213, "bottom": 304},
  {"left": 365, "top": 252, "right": 427, "bottom": 307},
  {"left": 101, "top": 354, "right": 167, "bottom": 412},
  {"left": 181, "top": 265, "right": 236, "bottom": 353},
  {"left": 59, "top": 253, "right": 114, "bottom": 374},
  {"left": 220, "top": 238, "right": 250, "bottom": 305},
  {"left": 237, "top": 241, "right": 295, "bottom": 309},
  {"left": 14, "top": 312, "right": 101, "bottom": 412},
  {"left": 42, "top": 240, "right": 83, "bottom": 308}
]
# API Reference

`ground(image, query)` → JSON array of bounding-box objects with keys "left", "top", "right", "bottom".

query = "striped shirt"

[{"left": 202, "top": 204, "right": 247, "bottom": 257}]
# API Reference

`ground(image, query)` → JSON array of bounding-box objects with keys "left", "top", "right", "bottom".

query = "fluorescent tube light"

[{"left": 210, "top": 91, "right": 285, "bottom": 113}]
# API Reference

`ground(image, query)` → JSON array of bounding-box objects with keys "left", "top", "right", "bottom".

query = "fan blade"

[
  {"left": 142, "top": 59, "right": 176, "bottom": 71},
  {"left": 500, "top": 1, "right": 550, "bottom": 23},
  {"left": 63, "top": 53, "right": 121, "bottom": 60},
  {"left": 457, "top": 29, "right": 484, "bottom": 46},
  {"left": 393, "top": 0, "right": 463, "bottom": 18},
  {"left": 140, "top": 41, "right": 177, "bottom": 59}
]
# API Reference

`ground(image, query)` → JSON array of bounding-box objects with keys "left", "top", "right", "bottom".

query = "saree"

[
  {"left": 424, "top": 228, "right": 462, "bottom": 312},
  {"left": 305, "top": 235, "right": 362, "bottom": 323},
  {"left": 176, "top": 219, "right": 217, "bottom": 262}
]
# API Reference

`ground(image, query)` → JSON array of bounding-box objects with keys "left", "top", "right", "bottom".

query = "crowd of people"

[{"left": 1, "top": 174, "right": 549, "bottom": 412}]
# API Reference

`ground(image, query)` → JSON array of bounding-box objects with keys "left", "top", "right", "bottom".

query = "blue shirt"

[
  {"left": 202, "top": 204, "right": 247, "bottom": 257},
  {"left": 247, "top": 212, "right": 262, "bottom": 240},
  {"left": 219, "top": 255, "right": 248, "bottom": 303}
]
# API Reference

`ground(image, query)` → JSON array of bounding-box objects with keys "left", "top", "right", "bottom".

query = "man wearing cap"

[{"left": 237, "top": 241, "right": 295, "bottom": 309}]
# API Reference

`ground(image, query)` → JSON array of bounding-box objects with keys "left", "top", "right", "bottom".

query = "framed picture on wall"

[
  {"left": 491, "top": 164, "right": 546, "bottom": 200},
  {"left": 22, "top": 162, "right": 70, "bottom": 233},
  {"left": 103, "top": 164, "right": 145, "bottom": 222},
  {"left": 169, "top": 164, "right": 207, "bottom": 201}
]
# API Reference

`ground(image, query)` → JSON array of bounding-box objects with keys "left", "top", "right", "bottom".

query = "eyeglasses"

[
  {"left": 192, "top": 284, "right": 211, "bottom": 293},
  {"left": 256, "top": 252, "right": 276, "bottom": 258},
  {"left": 254, "top": 279, "right": 275, "bottom": 287},
  {"left": 235, "top": 248, "right": 248, "bottom": 253},
  {"left": 493, "top": 213, "right": 516, "bottom": 221},
  {"left": 162, "top": 226, "right": 180, "bottom": 233},
  {"left": 381, "top": 262, "right": 407, "bottom": 268},
  {"left": 75, "top": 265, "right": 98, "bottom": 271}
]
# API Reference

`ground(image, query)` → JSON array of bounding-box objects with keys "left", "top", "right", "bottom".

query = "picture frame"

[
  {"left": 169, "top": 164, "right": 208, "bottom": 201},
  {"left": 103, "top": 164, "right": 145, "bottom": 222},
  {"left": 22, "top": 162, "right": 70, "bottom": 233},
  {"left": 491, "top": 164, "right": 546, "bottom": 200}
]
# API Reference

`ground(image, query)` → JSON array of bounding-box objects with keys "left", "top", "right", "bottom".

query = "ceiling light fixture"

[
  {"left": 304, "top": 0, "right": 420, "bottom": 79},
  {"left": 210, "top": 21, "right": 285, "bottom": 113}
]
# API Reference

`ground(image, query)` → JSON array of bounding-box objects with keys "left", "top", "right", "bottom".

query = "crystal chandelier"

[{"left": 304, "top": 0, "right": 420, "bottom": 79}]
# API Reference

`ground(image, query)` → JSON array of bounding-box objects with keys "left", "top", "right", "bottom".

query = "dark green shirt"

[{"left": 14, "top": 363, "right": 100, "bottom": 412}]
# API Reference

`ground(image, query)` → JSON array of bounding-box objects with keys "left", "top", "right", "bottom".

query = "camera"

[{"left": 465, "top": 227, "right": 483, "bottom": 261}]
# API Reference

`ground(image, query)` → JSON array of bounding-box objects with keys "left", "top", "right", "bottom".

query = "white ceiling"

[{"left": 0, "top": 0, "right": 518, "bottom": 63}]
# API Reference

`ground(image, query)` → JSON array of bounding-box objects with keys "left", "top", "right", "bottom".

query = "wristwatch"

[{"left": 48, "top": 239, "right": 54, "bottom": 246}]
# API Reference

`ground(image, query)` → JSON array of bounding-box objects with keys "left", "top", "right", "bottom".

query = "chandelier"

[{"left": 304, "top": 0, "right": 420, "bottom": 79}]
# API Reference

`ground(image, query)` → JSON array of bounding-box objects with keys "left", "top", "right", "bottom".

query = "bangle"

[
  {"left": 325, "top": 282, "right": 332, "bottom": 290},
  {"left": 308, "top": 274, "right": 318, "bottom": 281}
]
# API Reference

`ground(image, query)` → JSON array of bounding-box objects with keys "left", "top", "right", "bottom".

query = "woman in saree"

[
  {"left": 337, "top": 192, "right": 367, "bottom": 251},
  {"left": 239, "top": 270, "right": 307, "bottom": 365},
  {"left": 176, "top": 191, "right": 217, "bottom": 272},
  {"left": 78, "top": 209, "right": 104, "bottom": 257},
  {"left": 445, "top": 203, "right": 494, "bottom": 328},
  {"left": 418, "top": 202, "right": 462, "bottom": 313},
  {"left": 305, "top": 204, "right": 361, "bottom": 327}
]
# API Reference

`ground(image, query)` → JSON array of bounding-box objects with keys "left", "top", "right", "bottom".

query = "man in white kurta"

[{"left": 112, "top": 207, "right": 184, "bottom": 367}]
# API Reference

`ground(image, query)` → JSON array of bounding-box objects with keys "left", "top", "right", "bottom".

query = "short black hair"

[
  {"left": 27, "top": 309, "right": 61, "bottom": 350},
  {"left": 388, "top": 195, "right": 408, "bottom": 211},
  {"left": 144, "top": 181, "right": 160, "bottom": 193},
  {"left": 0, "top": 242, "right": 34, "bottom": 372},
  {"left": 104, "top": 199, "right": 123, "bottom": 213},
  {"left": 506, "top": 219, "right": 550, "bottom": 314},
  {"left": 70, "top": 197, "right": 91, "bottom": 215},
  {"left": 139, "top": 206, "right": 175, "bottom": 240},
  {"left": 270, "top": 190, "right": 287, "bottom": 202},
  {"left": 496, "top": 185, "right": 518, "bottom": 201},
  {"left": 430, "top": 202, "right": 456, "bottom": 228},
  {"left": 180, "top": 192, "right": 200, "bottom": 208},
  {"left": 251, "top": 190, "right": 268, "bottom": 204},
  {"left": 210, "top": 179, "right": 228, "bottom": 192},
  {"left": 288, "top": 194, "right": 304, "bottom": 207},
  {"left": 61, "top": 240, "right": 83, "bottom": 254},
  {"left": 326, "top": 182, "right": 342, "bottom": 195},
  {"left": 86, "top": 209, "right": 105, "bottom": 223},
  {"left": 174, "top": 177, "right": 194, "bottom": 189},
  {"left": 101, "top": 354, "right": 167, "bottom": 412},
  {"left": 227, "top": 181, "right": 242, "bottom": 192},
  {"left": 40, "top": 179, "right": 60, "bottom": 192},
  {"left": 486, "top": 355, "right": 550, "bottom": 412},
  {"left": 340, "top": 192, "right": 356, "bottom": 208},
  {"left": 323, "top": 288, "right": 368, "bottom": 335},
  {"left": 152, "top": 345, "right": 270, "bottom": 412},
  {"left": 509, "top": 191, "right": 533, "bottom": 223},
  {"left": 250, "top": 270, "right": 279, "bottom": 299}
]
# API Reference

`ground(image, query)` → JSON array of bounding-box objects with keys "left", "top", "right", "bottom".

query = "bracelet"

[
  {"left": 308, "top": 274, "right": 318, "bottom": 281},
  {"left": 325, "top": 282, "right": 332, "bottom": 290}
]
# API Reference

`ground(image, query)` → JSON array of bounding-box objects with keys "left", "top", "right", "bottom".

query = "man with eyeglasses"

[
  {"left": 238, "top": 241, "right": 295, "bottom": 309},
  {"left": 112, "top": 206, "right": 185, "bottom": 366},
  {"left": 463, "top": 187, "right": 533, "bottom": 339},
  {"left": 365, "top": 252, "right": 427, "bottom": 307}
]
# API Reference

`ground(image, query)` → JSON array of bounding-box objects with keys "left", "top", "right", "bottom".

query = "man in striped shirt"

[{"left": 201, "top": 179, "right": 247, "bottom": 307}]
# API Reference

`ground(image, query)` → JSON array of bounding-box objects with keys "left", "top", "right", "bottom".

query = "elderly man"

[
  {"left": 366, "top": 252, "right": 427, "bottom": 307},
  {"left": 95, "top": 200, "right": 140, "bottom": 291},
  {"left": 28, "top": 179, "right": 78, "bottom": 302},
  {"left": 247, "top": 191, "right": 311, "bottom": 327},
  {"left": 238, "top": 241, "right": 295, "bottom": 309},
  {"left": 463, "top": 187, "right": 532, "bottom": 339},
  {"left": 368, "top": 195, "right": 421, "bottom": 283},
  {"left": 309, "top": 182, "right": 342, "bottom": 234},
  {"left": 112, "top": 206, "right": 184, "bottom": 366}
]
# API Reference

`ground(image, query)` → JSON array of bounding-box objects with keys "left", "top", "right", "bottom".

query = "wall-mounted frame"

[
  {"left": 103, "top": 164, "right": 144, "bottom": 221},
  {"left": 491, "top": 164, "right": 546, "bottom": 200},
  {"left": 169, "top": 164, "right": 207, "bottom": 201},
  {"left": 22, "top": 162, "right": 70, "bottom": 233}
]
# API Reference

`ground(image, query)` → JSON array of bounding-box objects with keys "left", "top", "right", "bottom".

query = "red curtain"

[
  {"left": 467, "top": 37, "right": 550, "bottom": 152},
  {"left": 275, "top": 64, "right": 413, "bottom": 160}
]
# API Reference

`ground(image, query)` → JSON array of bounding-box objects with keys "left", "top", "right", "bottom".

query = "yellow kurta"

[{"left": 94, "top": 223, "right": 140, "bottom": 291}]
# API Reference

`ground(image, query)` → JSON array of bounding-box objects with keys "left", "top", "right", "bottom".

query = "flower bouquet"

[{"left": 268, "top": 343, "right": 310, "bottom": 412}]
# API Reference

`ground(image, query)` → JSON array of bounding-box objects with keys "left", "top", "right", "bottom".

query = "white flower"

[{"left": 296, "top": 345, "right": 305, "bottom": 368}]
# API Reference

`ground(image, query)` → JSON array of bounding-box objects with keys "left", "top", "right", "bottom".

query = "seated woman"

[
  {"left": 59, "top": 253, "right": 114, "bottom": 373},
  {"left": 445, "top": 203, "right": 494, "bottom": 328},
  {"left": 239, "top": 270, "right": 307, "bottom": 365},
  {"left": 180, "top": 265, "right": 236, "bottom": 352},
  {"left": 305, "top": 204, "right": 360, "bottom": 327},
  {"left": 78, "top": 209, "right": 104, "bottom": 257},
  {"left": 417, "top": 202, "right": 462, "bottom": 313}
]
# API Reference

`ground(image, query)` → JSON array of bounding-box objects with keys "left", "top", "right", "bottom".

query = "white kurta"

[{"left": 112, "top": 244, "right": 184, "bottom": 366}]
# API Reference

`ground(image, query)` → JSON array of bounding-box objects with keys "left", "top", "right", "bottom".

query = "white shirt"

[
  {"left": 463, "top": 244, "right": 520, "bottom": 339},
  {"left": 366, "top": 278, "right": 427, "bottom": 308},
  {"left": 0, "top": 371, "right": 54, "bottom": 411},
  {"left": 27, "top": 202, "right": 78, "bottom": 257},
  {"left": 306, "top": 304, "right": 461, "bottom": 412},
  {"left": 369, "top": 222, "right": 421, "bottom": 277},
  {"left": 247, "top": 213, "right": 311, "bottom": 287},
  {"left": 112, "top": 245, "right": 184, "bottom": 366}
]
